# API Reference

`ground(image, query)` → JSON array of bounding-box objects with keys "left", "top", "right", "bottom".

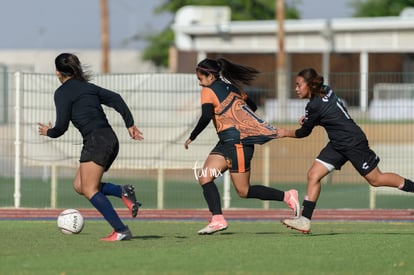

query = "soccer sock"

[
  {"left": 202, "top": 181, "right": 222, "bottom": 215},
  {"left": 246, "top": 185, "right": 284, "bottom": 201},
  {"left": 100, "top": 182, "right": 122, "bottom": 197},
  {"left": 399, "top": 178, "right": 414, "bottom": 192},
  {"left": 89, "top": 192, "right": 126, "bottom": 232},
  {"left": 302, "top": 200, "right": 316, "bottom": 220}
]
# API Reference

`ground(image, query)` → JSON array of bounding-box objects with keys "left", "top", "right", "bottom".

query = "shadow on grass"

[{"left": 133, "top": 235, "right": 164, "bottom": 240}]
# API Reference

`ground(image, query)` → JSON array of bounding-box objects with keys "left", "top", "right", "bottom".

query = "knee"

[
  {"left": 367, "top": 178, "right": 381, "bottom": 187},
  {"left": 198, "top": 178, "right": 213, "bottom": 186},
  {"left": 73, "top": 182, "right": 83, "bottom": 195},
  {"left": 198, "top": 175, "right": 215, "bottom": 186},
  {"left": 235, "top": 187, "right": 249, "bottom": 198},
  {"left": 307, "top": 170, "right": 322, "bottom": 184},
  {"left": 364, "top": 169, "right": 382, "bottom": 187}
]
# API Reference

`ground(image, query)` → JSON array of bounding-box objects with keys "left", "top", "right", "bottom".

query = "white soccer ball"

[{"left": 57, "top": 209, "right": 84, "bottom": 235}]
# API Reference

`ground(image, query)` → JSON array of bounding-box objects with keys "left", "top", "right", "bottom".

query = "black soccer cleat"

[{"left": 121, "top": 185, "right": 142, "bottom": 218}]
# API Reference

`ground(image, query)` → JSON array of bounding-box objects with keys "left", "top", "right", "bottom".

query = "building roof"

[{"left": 172, "top": 6, "right": 414, "bottom": 53}]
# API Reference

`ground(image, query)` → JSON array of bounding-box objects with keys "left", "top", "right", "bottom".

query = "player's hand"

[
  {"left": 299, "top": 116, "right": 306, "bottom": 125},
  {"left": 184, "top": 138, "right": 192, "bottom": 149},
  {"left": 38, "top": 122, "right": 52, "bottom": 136},
  {"left": 276, "top": 128, "right": 287, "bottom": 138},
  {"left": 128, "top": 125, "right": 144, "bottom": 141}
]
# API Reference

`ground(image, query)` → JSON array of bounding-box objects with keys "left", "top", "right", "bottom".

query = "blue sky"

[{"left": 0, "top": 0, "right": 353, "bottom": 50}]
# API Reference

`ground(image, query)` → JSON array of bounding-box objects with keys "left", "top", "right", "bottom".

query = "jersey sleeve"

[
  {"left": 295, "top": 102, "right": 317, "bottom": 138},
  {"left": 96, "top": 85, "right": 134, "bottom": 128},
  {"left": 188, "top": 88, "right": 217, "bottom": 141},
  {"left": 47, "top": 89, "right": 71, "bottom": 138},
  {"left": 200, "top": 87, "right": 218, "bottom": 106},
  {"left": 189, "top": 103, "right": 214, "bottom": 141}
]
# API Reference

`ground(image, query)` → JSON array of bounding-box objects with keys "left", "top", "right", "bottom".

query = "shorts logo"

[{"left": 362, "top": 162, "right": 369, "bottom": 170}]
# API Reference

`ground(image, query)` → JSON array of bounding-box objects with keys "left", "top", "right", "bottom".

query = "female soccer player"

[
  {"left": 184, "top": 58, "right": 299, "bottom": 234},
  {"left": 38, "top": 53, "right": 144, "bottom": 241},
  {"left": 277, "top": 68, "right": 414, "bottom": 233}
]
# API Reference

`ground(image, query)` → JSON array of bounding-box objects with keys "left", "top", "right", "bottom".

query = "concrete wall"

[{"left": 0, "top": 49, "right": 162, "bottom": 73}]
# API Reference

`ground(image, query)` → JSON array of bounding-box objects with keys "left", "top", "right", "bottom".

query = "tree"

[
  {"left": 142, "top": 0, "right": 301, "bottom": 68},
  {"left": 351, "top": 0, "right": 414, "bottom": 17}
]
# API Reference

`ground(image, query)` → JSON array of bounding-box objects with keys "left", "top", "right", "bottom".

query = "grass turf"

[
  {"left": 1, "top": 220, "right": 413, "bottom": 274},
  {"left": 1, "top": 178, "right": 413, "bottom": 209}
]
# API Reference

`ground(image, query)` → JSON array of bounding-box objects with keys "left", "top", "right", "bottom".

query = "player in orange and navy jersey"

[{"left": 184, "top": 58, "right": 300, "bottom": 234}]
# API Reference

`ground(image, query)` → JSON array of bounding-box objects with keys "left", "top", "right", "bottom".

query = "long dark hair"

[
  {"left": 196, "top": 58, "right": 259, "bottom": 88},
  {"left": 297, "top": 68, "right": 327, "bottom": 96},
  {"left": 55, "top": 53, "right": 91, "bottom": 82}
]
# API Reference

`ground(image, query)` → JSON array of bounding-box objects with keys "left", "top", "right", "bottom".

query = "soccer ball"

[{"left": 57, "top": 209, "right": 84, "bottom": 235}]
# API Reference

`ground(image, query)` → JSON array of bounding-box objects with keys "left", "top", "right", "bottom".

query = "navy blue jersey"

[
  {"left": 47, "top": 78, "right": 134, "bottom": 138},
  {"left": 295, "top": 88, "right": 367, "bottom": 150}
]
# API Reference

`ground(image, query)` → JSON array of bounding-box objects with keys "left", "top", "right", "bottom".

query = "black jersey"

[
  {"left": 295, "top": 87, "right": 367, "bottom": 150},
  {"left": 47, "top": 78, "right": 134, "bottom": 138}
]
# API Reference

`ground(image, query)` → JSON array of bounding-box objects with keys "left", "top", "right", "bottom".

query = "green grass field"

[
  {"left": 1, "top": 177, "right": 413, "bottom": 209},
  {"left": 1, "top": 220, "right": 413, "bottom": 275}
]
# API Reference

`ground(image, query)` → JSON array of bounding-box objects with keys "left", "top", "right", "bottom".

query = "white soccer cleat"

[
  {"left": 282, "top": 216, "right": 311, "bottom": 234},
  {"left": 198, "top": 215, "right": 228, "bottom": 235},
  {"left": 285, "top": 189, "right": 300, "bottom": 218}
]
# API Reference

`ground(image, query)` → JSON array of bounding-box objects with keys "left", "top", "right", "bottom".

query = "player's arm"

[
  {"left": 97, "top": 86, "right": 135, "bottom": 128},
  {"left": 99, "top": 87, "right": 144, "bottom": 140},
  {"left": 189, "top": 103, "right": 214, "bottom": 141},
  {"left": 277, "top": 106, "right": 316, "bottom": 139},
  {"left": 44, "top": 91, "right": 71, "bottom": 138},
  {"left": 184, "top": 88, "right": 216, "bottom": 149}
]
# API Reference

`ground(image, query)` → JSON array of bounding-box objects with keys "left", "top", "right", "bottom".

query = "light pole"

[
  {"left": 101, "top": 0, "right": 110, "bottom": 73},
  {"left": 276, "top": 0, "right": 288, "bottom": 121}
]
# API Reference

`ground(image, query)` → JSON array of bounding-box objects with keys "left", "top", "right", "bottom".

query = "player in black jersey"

[
  {"left": 38, "top": 53, "right": 144, "bottom": 241},
  {"left": 276, "top": 68, "right": 414, "bottom": 233}
]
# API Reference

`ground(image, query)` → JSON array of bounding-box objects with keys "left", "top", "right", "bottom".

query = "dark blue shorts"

[
  {"left": 210, "top": 142, "right": 254, "bottom": 173},
  {"left": 80, "top": 128, "right": 119, "bottom": 171},
  {"left": 317, "top": 141, "right": 380, "bottom": 176}
]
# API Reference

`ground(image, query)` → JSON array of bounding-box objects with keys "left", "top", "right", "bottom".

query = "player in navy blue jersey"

[
  {"left": 277, "top": 68, "right": 414, "bottom": 233},
  {"left": 38, "top": 53, "right": 144, "bottom": 241}
]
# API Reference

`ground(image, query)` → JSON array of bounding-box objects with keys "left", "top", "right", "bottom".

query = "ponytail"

[{"left": 196, "top": 58, "right": 259, "bottom": 88}]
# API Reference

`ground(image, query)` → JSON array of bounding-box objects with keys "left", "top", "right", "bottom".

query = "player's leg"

[
  {"left": 282, "top": 160, "right": 329, "bottom": 233},
  {"left": 99, "top": 182, "right": 141, "bottom": 217},
  {"left": 97, "top": 129, "right": 141, "bottom": 217},
  {"left": 229, "top": 144, "right": 300, "bottom": 217},
  {"left": 74, "top": 166, "right": 140, "bottom": 217},
  {"left": 232, "top": 171, "right": 300, "bottom": 216},
  {"left": 80, "top": 161, "right": 131, "bottom": 241},
  {"left": 346, "top": 143, "right": 414, "bottom": 192},
  {"left": 73, "top": 168, "right": 83, "bottom": 195},
  {"left": 364, "top": 167, "right": 414, "bottom": 191},
  {"left": 79, "top": 128, "right": 131, "bottom": 240},
  {"left": 197, "top": 153, "right": 228, "bottom": 235}
]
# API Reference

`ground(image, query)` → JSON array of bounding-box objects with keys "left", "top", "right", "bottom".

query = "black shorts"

[
  {"left": 80, "top": 128, "right": 119, "bottom": 171},
  {"left": 210, "top": 142, "right": 254, "bottom": 173},
  {"left": 317, "top": 141, "right": 380, "bottom": 176}
]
